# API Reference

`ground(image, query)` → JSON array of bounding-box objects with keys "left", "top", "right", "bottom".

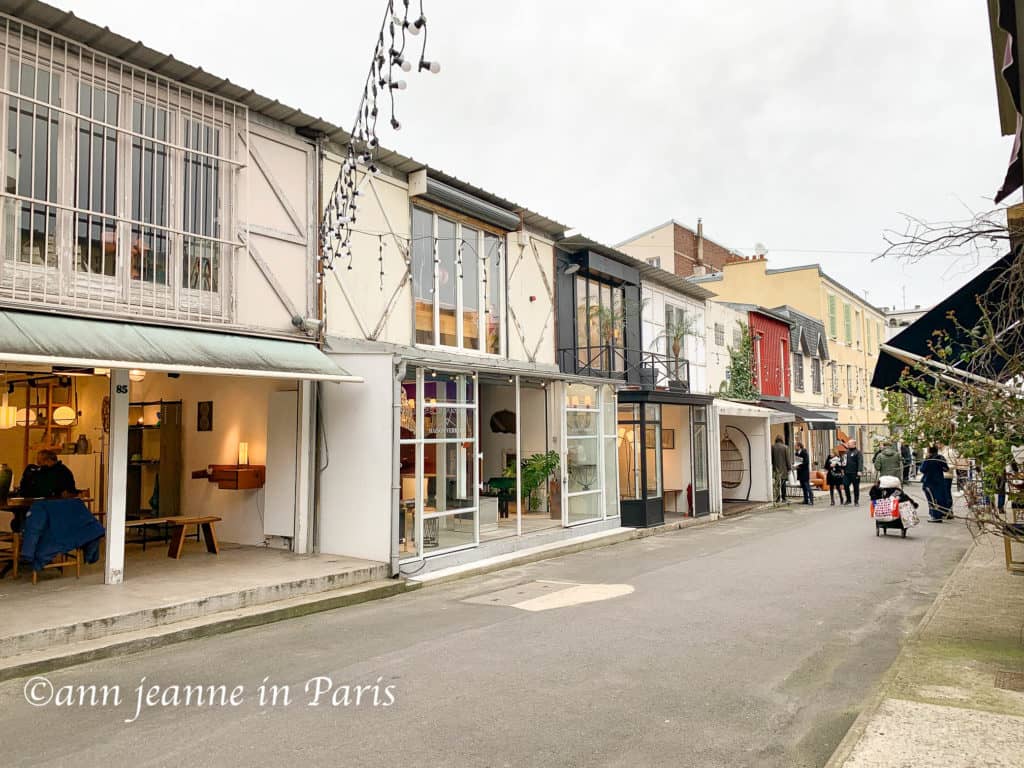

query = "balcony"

[{"left": 558, "top": 346, "right": 689, "bottom": 392}]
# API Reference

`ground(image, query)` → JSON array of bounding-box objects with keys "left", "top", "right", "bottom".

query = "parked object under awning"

[
  {"left": 758, "top": 400, "right": 837, "bottom": 430},
  {"left": 0, "top": 310, "right": 361, "bottom": 382},
  {"left": 870, "top": 252, "right": 1018, "bottom": 393}
]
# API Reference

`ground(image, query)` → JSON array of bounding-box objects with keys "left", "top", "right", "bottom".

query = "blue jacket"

[{"left": 19, "top": 499, "right": 105, "bottom": 571}]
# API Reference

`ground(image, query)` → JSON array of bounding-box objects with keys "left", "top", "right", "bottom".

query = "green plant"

[
  {"left": 719, "top": 321, "right": 758, "bottom": 400},
  {"left": 653, "top": 311, "right": 699, "bottom": 380},
  {"left": 504, "top": 451, "right": 560, "bottom": 511}
]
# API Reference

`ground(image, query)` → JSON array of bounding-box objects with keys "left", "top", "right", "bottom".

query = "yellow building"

[{"left": 690, "top": 256, "right": 888, "bottom": 449}]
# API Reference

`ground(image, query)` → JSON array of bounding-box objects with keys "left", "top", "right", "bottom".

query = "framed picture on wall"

[
  {"left": 197, "top": 401, "right": 213, "bottom": 432},
  {"left": 663, "top": 428, "right": 675, "bottom": 450}
]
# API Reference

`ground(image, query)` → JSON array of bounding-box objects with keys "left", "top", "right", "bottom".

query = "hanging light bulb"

[
  {"left": 408, "top": 15, "right": 425, "bottom": 34},
  {"left": 419, "top": 59, "right": 441, "bottom": 74},
  {"left": 388, "top": 79, "right": 407, "bottom": 90}
]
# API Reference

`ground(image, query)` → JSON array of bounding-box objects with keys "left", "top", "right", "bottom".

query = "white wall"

[
  {"left": 641, "top": 284, "right": 707, "bottom": 393},
  {"left": 705, "top": 302, "right": 748, "bottom": 394},
  {"left": 479, "top": 383, "right": 548, "bottom": 481},
  {"left": 131, "top": 373, "right": 296, "bottom": 547},
  {"left": 719, "top": 415, "right": 771, "bottom": 503},
  {"left": 318, "top": 353, "right": 394, "bottom": 563}
]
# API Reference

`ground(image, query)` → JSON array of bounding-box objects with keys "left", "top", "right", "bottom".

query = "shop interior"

[
  {"left": 397, "top": 371, "right": 561, "bottom": 561},
  {"left": 0, "top": 366, "right": 303, "bottom": 583}
]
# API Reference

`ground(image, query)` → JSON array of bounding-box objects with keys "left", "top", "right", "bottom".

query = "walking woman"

[
  {"left": 920, "top": 445, "right": 952, "bottom": 522},
  {"left": 825, "top": 450, "right": 847, "bottom": 506},
  {"left": 795, "top": 441, "right": 813, "bottom": 505}
]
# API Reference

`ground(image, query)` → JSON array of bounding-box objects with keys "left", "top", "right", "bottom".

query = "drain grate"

[{"left": 994, "top": 671, "right": 1024, "bottom": 692}]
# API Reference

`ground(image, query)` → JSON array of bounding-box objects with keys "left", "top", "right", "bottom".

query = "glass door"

[{"left": 564, "top": 383, "right": 603, "bottom": 524}]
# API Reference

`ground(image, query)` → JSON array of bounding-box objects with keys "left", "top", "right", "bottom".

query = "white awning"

[
  {"left": 0, "top": 310, "right": 361, "bottom": 382},
  {"left": 712, "top": 399, "right": 775, "bottom": 419}
]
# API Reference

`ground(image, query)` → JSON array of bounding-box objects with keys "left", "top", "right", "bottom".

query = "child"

[{"left": 825, "top": 452, "right": 847, "bottom": 506}]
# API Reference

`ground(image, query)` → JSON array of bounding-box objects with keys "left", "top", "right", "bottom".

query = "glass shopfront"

[{"left": 399, "top": 370, "right": 619, "bottom": 562}]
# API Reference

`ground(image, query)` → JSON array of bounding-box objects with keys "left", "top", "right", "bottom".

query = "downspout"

[
  {"left": 312, "top": 380, "right": 323, "bottom": 553},
  {"left": 315, "top": 136, "right": 328, "bottom": 344},
  {"left": 391, "top": 358, "right": 407, "bottom": 577}
]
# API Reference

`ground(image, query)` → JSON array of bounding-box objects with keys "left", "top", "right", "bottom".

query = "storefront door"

[{"left": 690, "top": 405, "right": 710, "bottom": 516}]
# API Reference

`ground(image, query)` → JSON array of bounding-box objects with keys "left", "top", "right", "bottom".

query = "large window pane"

[
  {"left": 5, "top": 61, "right": 60, "bottom": 268},
  {"left": 412, "top": 207, "right": 434, "bottom": 344},
  {"left": 423, "top": 443, "right": 476, "bottom": 512},
  {"left": 182, "top": 118, "right": 221, "bottom": 293},
  {"left": 567, "top": 492, "right": 601, "bottom": 524},
  {"left": 429, "top": 512, "right": 476, "bottom": 552},
  {"left": 424, "top": 373, "right": 475, "bottom": 404},
  {"left": 437, "top": 216, "right": 457, "bottom": 346},
  {"left": 693, "top": 406, "right": 708, "bottom": 491},
  {"left": 645, "top": 424, "right": 662, "bottom": 497},
  {"left": 74, "top": 82, "right": 119, "bottom": 278},
  {"left": 567, "top": 436, "right": 600, "bottom": 492},
  {"left": 461, "top": 225, "right": 480, "bottom": 350},
  {"left": 131, "top": 101, "right": 170, "bottom": 285},
  {"left": 617, "top": 422, "right": 641, "bottom": 500},
  {"left": 485, "top": 233, "right": 501, "bottom": 354}
]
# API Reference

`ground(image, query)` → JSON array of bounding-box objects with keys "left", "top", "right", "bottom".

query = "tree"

[
  {"left": 878, "top": 208, "right": 1024, "bottom": 543},
  {"left": 720, "top": 321, "right": 758, "bottom": 400}
]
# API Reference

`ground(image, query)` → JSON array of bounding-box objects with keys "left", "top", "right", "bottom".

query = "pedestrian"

[
  {"left": 900, "top": 442, "right": 912, "bottom": 483},
  {"left": 795, "top": 441, "right": 813, "bottom": 505},
  {"left": 771, "top": 435, "right": 792, "bottom": 503},
  {"left": 919, "top": 445, "right": 952, "bottom": 522},
  {"left": 843, "top": 439, "right": 863, "bottom": 506},
  {"left": 825, "top": 450, "right": 847, "bottom": 505},
  {"left": 873, "top": 440, "right": 903, "bottom": 479}
]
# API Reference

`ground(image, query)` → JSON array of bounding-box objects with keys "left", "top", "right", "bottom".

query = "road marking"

[{"left": 512, "top": 583, "right": 634, "bottom": 612}]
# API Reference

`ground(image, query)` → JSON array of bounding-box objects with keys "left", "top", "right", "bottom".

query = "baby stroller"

[{"left": 870, "top": 475, "right": 920, "bottom": 538}]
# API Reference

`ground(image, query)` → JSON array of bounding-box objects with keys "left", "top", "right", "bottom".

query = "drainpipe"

[{"left": 390, "top": 359, "right": 407, "bottom": 577}]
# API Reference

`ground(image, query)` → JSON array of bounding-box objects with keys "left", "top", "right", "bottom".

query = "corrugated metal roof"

[
  {"left": 0, "top": 309, "right": 359, "bottom": 381},
  {"left": 557, "top": 235, "right": 715, "bottom": 301},
  {"left": 0, "top": 0, "right": 569, "bottom": 237}
]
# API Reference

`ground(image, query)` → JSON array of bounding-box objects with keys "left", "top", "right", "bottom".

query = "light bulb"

[
  {"left": 420, "top": 60, "right": 441, "bottom": 74},
  {"left": 389, "top": 79, "right": 407, "bottom": 90},
  {"left": 398, "top": 58, "right": 411, "bottom": 72},
  {"left": 391, "top": 117, "right": 401, "bottom": 130},
  {"left": 409, "top": 15, "right": 425, "bottom": 34}
]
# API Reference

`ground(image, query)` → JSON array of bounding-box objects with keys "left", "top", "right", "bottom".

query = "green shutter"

[
  {"left": 827, "top": 295, "right": 837, "bottom": 338},
  {"left": 843, "top": 303, "right": 852, "bottom": 343}
]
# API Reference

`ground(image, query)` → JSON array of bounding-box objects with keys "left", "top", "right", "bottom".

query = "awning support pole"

[{"left": 104, "top": 369, "right": 129, "bottom": 585}]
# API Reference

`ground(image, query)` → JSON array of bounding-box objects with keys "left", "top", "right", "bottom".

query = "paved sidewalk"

[{"left": 828, "top": 534, "right": 1024, "bottom": 767}]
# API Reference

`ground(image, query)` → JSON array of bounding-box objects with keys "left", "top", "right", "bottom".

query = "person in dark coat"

[
  {"left": 842, "top": 439, "right": 864, "bottom": 506},
  {"left": 919, "top": 445, "right": 952, "bottom": 522},
  {"left": 900, "top": 443, "right": 912, "bottom": 483},
  {"left": 11, "top": 449, "right": 78, "bottom": 534},
  {"left": 771, "top": 436, "right": 792, "bottom": 503},
  {"left": 794, "top": 441, "right": 813, "bottom": 505},
  {"left": 825, "top": 450, "right": 848, "bottom": 505}
]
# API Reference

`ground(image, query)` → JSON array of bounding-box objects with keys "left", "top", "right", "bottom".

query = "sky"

[{"left": 51, "top": 0, "right": 1013, "bottom": 310}]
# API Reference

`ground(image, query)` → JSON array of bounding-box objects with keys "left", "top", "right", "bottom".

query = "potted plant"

[
  {"left": 504, "top": 450, "right": 560, "bottom": 514},
  {"left": 654, "top": 311, "right": 698, "bottom": 390}
]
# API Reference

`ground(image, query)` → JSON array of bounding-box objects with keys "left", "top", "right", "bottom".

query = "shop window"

[
  {"left": 411, "top": 205, "right": 502, "bottom": 353},
  {"left": 574, "top": 276, "right": 626, "bottom": 374}
]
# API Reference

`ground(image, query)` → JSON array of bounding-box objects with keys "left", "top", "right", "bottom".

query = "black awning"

[
  {"left": 871, "top": 252, "right": 1019, "bottom": 393},
  {"left": 757, "top": 400, "right": 837, "bottom": 430},
  {"left": 618, "top": 389, "right": 714, "bottom": 406}
]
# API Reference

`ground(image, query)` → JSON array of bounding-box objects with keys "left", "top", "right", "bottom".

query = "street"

[{"left": 0, "top": 502, "right": 969, "bottom": 768}]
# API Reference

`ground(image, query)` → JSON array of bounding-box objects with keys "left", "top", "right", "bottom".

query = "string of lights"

[{"left": 320, "top": 0, "right": 439, "bottom": 275}]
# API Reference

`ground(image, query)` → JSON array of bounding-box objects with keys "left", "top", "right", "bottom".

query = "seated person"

[{"left": 12, "top": 450, "right": 78, "bottom": 532}]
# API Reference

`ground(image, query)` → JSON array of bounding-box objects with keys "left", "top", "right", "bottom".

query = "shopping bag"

[
  {"left": 902, "top": 505, "right": 919, "bottom": 528},
  {"left": 871, "top": 497, "right": 897, "bottom": 522}
]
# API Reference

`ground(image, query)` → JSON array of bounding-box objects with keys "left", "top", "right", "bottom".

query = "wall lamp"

[{"left": 563, "top": 262, "right": 581, "bottom": 276}]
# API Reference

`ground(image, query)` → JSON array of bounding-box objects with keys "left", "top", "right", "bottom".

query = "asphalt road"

[{"left": 0, "top": 500, "right": 970, "bottom": 768}]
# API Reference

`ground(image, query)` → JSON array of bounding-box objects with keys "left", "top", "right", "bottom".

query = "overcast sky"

[{"left": 55, "top": 0, "right": 1012, "bottom": 310}]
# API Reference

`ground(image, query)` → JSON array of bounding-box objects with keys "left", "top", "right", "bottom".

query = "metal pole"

[{"left": 515, "top": 375, "right": 522, "bottom": 537}]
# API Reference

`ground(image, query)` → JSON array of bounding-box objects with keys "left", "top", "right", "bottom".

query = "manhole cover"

[{"left": 994, "top": 671, "right": 1024, "bottom": 692}]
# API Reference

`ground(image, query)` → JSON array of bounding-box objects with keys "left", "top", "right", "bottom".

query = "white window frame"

[
  {"left": 0, "top": 23, "right": 243, "bottom": 323},
  {"left": 411, "top": 204, "right": 505, "bottom": 357}
]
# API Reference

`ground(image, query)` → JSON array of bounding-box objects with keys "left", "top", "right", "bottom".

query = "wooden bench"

[{"left": 126, "top": 516, "right": 222, "bottom": 559}]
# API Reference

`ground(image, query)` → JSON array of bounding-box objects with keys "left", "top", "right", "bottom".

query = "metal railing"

[{"left": 558, "top": 346, "right": 690, "bottom": 392}]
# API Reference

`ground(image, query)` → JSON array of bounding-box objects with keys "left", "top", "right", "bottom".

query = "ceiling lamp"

[
  {"left": 15, "top": 407, "right": 36, "bottom": 426},
  {"left": 52, "top": 405, "right": 76, "bottom": 426},
  {"left": 128, "top": 369, "right": 146, "bottom": 382}
]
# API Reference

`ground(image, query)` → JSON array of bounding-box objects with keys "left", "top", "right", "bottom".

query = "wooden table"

[{"left": 125, "top": 516, "right": 222, "bottom": 559}]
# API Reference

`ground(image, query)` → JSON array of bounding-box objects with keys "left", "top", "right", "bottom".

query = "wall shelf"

[{"left": 192, "top": 464, "right": 266, "bottom": 491}]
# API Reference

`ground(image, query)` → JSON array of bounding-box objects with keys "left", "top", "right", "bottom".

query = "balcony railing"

[{"left": 558, "top": 346, "right": 690, "bottom": 392}]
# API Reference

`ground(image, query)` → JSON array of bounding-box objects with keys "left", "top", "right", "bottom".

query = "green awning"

[{"left": 0, "top": 310, "right": 360, "bottom": 382}]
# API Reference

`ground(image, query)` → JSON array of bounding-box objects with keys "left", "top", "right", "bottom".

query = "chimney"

[{"left": 692, "top": 218, "right": 707, "bottom": 276}]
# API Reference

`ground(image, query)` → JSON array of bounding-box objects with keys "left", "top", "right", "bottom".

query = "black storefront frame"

[{"left": 617, "top": 389, "right": 713, "bottom": 527}]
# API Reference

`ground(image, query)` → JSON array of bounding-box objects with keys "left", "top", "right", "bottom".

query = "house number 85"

[{"left": 115, "top": 384, "right": 129, "bottom": 394}]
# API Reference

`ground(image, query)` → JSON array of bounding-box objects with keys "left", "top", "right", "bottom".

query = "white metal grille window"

[
  {"left": 412, "top": 205, "right": 503, "bottom": 354},
  {"left": 714, "top": 322, "right": 725, "bottom": 346},
  {"left": 811, "top": 357, "right": 822, "bottom": 394},
  {"left": 0, "top": 17, "right": 246, "bottom": 324},
  {"left": 793, "top": 352, "right": 804, "bottom": 391}
]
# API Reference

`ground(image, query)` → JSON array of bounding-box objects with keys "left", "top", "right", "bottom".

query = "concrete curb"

[
  {"left": 0, "top": 579, "right": 414, "bottom": 683},
  {"left": 822, "top": 537, "right": 979, "bottom": 768}
]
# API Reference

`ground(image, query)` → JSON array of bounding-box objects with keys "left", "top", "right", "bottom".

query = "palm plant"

[{"left": 653, "top": 311, "right": 699, "bottom": 382}]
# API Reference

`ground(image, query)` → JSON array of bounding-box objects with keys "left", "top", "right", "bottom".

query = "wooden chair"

[
  {"left": 31, "top": 548, "right": 82, "bottom": 584},
  {"left": 0, "top": 531, "right": 20, "bottom": 579}
]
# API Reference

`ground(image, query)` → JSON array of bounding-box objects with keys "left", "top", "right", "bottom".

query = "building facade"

[
  {"left": 690, "top": 256, "right": 887, "bottom": 450},
  {"left": 616, "top": 219, "right": 740, "bottom": 278}
]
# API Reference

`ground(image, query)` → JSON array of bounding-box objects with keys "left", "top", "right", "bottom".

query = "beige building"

[{"left": 689, "top": 256, "right": 888, "bottom": 450}]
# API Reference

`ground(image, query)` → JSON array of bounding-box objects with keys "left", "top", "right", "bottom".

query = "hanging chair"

[{"left": 720, "top": 435, "right": 746, "bottom": 490}]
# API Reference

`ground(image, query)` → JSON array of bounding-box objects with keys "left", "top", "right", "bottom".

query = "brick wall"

[{"left": 672, "top": 223, "right": 737, "bottom": 277}]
